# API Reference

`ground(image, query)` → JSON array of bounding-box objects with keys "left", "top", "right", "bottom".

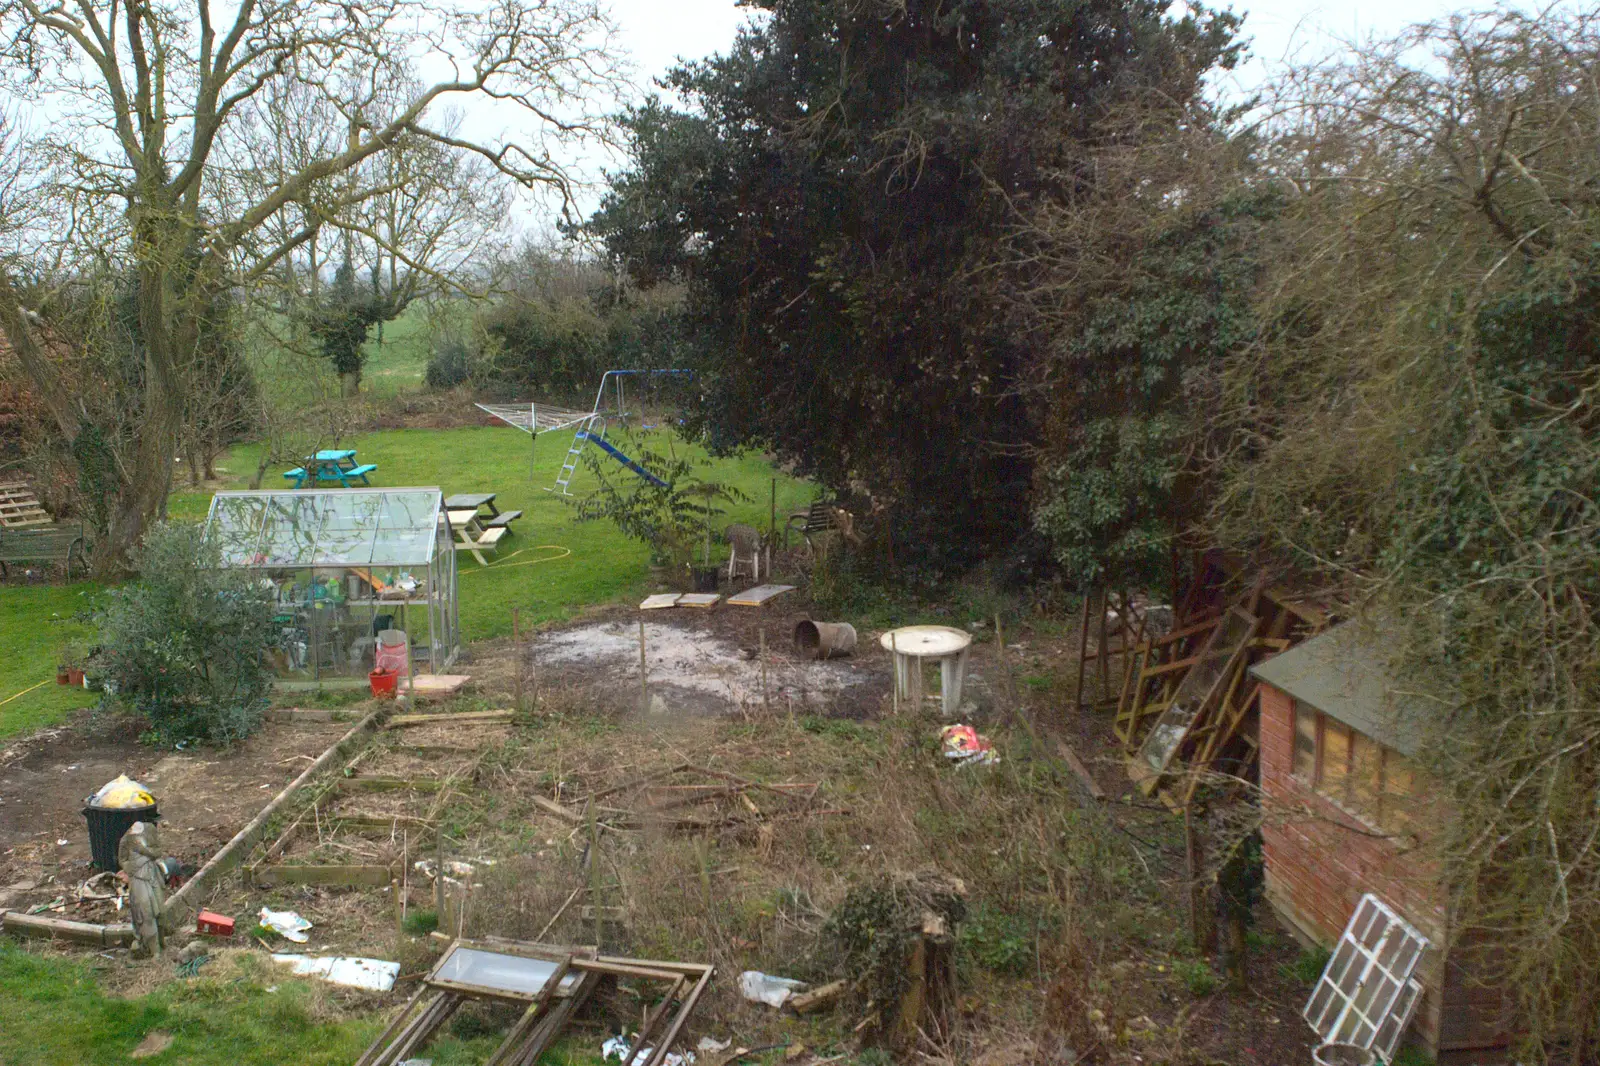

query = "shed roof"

[
  {"left": 204, "top": 488, "right": 445, "bottom": 569},
  {"left": 1250, "top": 621, "right": 1424, "bottom": 757}
]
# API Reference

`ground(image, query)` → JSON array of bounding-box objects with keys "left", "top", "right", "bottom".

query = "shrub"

[
  {"left": 1174, "top": 958, "right": 1217, "bottom": 997},
  {"left": 97, "top": 522, "right": 276, "bottom": 744},
  {"left": 424, "top": 337, "right": 472, "bottom": 390}
]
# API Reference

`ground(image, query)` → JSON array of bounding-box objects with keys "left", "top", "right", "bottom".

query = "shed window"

[{"left": 1291, "top": 701, "right": 1418, "bottom": 834}]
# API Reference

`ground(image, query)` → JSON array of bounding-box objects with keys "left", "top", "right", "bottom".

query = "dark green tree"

[
  {"left": 587, "top": 0, "right": 1242, "bottom": 567},
  {"left": 307, "top": 258, "right": 407, "bottom": 398}
]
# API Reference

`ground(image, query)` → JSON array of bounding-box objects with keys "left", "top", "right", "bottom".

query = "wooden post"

[
  {"left": 1096, "top": 585, "right": 1110, "bottom": 706},
  {"left": 586, "top": 799, "right": 604, "bottom": 949},
  {"left": 1073, "top": 592, "right": 1091, "bottom": 717},
  {"left": 769, "top": 476, "right": 776, "bottom": 544},
  {"left": 1185, "top": 805, "right": 1214, "bottom": 953},
  {"left": 638, "top": 617, "right": 649, "bottom": 715},
  {"left": 890, "top": 631, "right": 900, "bottom": 716},
  {"left": 393, "top": 878, "right": 404, "bottom": 941},
  {"left": 513, "top": 607, "right": 524, "bottom": 715},
  {"left": 435, "top": 828, "right": 447, "bottom": 933},
  {"left": 760, "top": 627, "right": 769, "bottom": 716}
]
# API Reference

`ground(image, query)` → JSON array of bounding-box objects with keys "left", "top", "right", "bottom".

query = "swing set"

[{"left": 475, "top": 369, "right": 692, "bottom": 495}]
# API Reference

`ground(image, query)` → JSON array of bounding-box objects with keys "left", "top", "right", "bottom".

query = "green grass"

[
  {"left": 0, "top": 418, "right": 813, "bottom": 750},
  {"left": 0, "top": 581, "right": 102, "bottom": 740},
  {"left": 0, "top": 942, "right": 611, "bottom": 1066},
  {"left": 169, "top": 423, "right": 814, "bottom": 644}
]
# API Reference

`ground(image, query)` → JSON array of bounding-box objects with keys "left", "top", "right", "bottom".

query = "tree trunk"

[{"left": 340, "top": 369, "right": 361, "bottom": 397}]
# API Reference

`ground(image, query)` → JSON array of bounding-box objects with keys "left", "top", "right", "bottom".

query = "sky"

[{"left": 540, "top": 0, "right": 1487, "bottom": 219}]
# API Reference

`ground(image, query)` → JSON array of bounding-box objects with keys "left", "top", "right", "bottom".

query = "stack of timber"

[{"left": 1116, "top": 553, "right": 1333, "bottom": 807}]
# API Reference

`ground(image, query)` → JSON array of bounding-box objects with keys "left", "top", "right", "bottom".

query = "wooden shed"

[{"left": 1251, "top": 622, "right": 1509, "bottom": 1063}]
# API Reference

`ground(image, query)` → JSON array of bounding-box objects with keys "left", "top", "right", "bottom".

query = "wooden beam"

[
  {"left": 388, "top": 710, "right": 513, "bottom": 728},
  {"left": 163, "top": 707, "right": 388, "bottom": 922},
  {"left": 1055, "top": 741, "right": 1107, "bottom": 801},
  {"left": 1140, "top": 655, "right": 1200, "bottom": 680},
  {"left": 1, "top": 912, "right": 135, "bottom": 946},
  {"left": 254, "top": 864, "right": 394, "bottom": 887},
  {"left": 337, "top": 777, "right": 445, "bottom": 793}
]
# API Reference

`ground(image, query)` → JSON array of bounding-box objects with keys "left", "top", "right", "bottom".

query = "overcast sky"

[
  {"left": 536, "top": 0, "right": 1492, "bottom": 222},
  {"left": 601, "top": 0, "right": 1484, "bottom": 102}
]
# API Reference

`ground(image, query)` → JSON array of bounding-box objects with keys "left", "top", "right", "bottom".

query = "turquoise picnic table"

[{"left": 283, "top": 450, "right": 378, "bottom": 489}]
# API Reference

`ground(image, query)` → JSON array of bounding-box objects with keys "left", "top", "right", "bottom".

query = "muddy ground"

[{"left": 0, "top": 716, "right": 351, "bottom": 914}]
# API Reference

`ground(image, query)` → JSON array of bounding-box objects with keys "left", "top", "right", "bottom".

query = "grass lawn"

[
  {"left": 0, "top": 418, "right": 813, "bottom": 745},
  {"left": 168, "top": 423, "right": 815, "bottom": 645},
  {"left": 0, "top": 581, "right": 102, "bottom": 741},
  {"left": 0, "top": 943, "right": 608, "bottom": 1066}
]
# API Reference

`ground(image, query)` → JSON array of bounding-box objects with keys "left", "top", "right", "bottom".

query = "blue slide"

[{"left": 575, "top": 432, "right": 667, "bottom": 487}]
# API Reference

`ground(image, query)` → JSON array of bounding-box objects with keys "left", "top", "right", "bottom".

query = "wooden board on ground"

[
  {"left": 400, "top": 674, "right": 471, "bottom": 697},
  {"left": 252, "top": 864, "right": 394, "bottom": 887},
  {"left": 389, "top": 709, "right": 512, "bottom": 728},
  {"left": 640, "top": 593, "right": 682, "bottom": 610},
  {"left": 677, "top": 593, "right": 721, "bottom": 608},
  {"left": 727, "top": 584, "right": 796, "bottom": 607}
]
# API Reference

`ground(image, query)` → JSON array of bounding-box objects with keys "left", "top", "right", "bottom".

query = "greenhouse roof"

[{"left": 204, "top": 488, "right": 445, "bottom": 569}]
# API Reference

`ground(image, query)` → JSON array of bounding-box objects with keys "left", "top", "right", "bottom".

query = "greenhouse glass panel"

[{"left": 203, "top": 488, "right": 457, "bottom": 682}]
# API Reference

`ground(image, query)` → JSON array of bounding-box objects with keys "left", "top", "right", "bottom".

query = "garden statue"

[{"left": 118, "top": 820, "right": 169, "bottom": 957}]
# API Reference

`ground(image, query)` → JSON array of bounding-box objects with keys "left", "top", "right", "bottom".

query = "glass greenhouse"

[{"left": 204, "top": 488, "right": 460, "bottom": 682}]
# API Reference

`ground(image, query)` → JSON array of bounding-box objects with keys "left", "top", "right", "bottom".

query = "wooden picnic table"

[
  {"left": 285, "top": 450, "right": 377, "bottom": 489},
  {"left": 444, "top": 492, "right": 522, "bottom": 566}
]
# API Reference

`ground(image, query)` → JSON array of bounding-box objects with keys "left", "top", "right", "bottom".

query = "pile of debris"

[
  {"left": 357, "top": 937, "right": 712, "bottom": 1066},
  {"left": 535, "top": 763, "right": 841, "bottom": 839},
  {"left": 1114, "top": 552, "right": 1335, "bottom": 807}
]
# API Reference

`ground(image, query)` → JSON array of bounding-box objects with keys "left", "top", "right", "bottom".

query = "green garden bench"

[{"left": 0, "top": 524, "right": 87, "bottom": 581}]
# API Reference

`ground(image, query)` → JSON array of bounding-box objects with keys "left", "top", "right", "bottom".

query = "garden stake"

[
  {"left": 639, "top": 617, "right": 648, "bottom": 715},
  {"left": 891, "top": 630, "right": 899, "bottom": 715},
  {"left": 513, "top": 607, "right": 524, "bottom": 714},
  {"left": 760, "top": 627, "right": 769, "bottom": 715}
]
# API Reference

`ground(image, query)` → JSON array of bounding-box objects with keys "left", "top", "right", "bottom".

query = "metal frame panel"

[{"left": 1304, "top": 893, "right": 1431, "bottom": 1059}]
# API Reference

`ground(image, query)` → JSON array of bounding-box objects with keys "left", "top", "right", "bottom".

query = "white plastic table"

[{"left": 880, "top": 625, "right": 973, "bottom": 716}]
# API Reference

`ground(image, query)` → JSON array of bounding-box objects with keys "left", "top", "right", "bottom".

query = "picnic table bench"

[
  {"left": 284, "top": 450, "right": 377, "bottom": 488},
  {"left": 444, "top": 493, "right": 521, "bottom": 565},
  {"left": 0, "top": 524, "right": 86, "bottom": 580}
]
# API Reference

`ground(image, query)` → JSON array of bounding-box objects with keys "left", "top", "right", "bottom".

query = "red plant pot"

[{"left": 368, "top": 668, "right": 399, "bottom": 699}]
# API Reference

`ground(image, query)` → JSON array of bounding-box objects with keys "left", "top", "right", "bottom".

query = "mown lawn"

[
  {"left": 0, "top": 581, "right": 102, "bottom": 740},
  {"left": 168, "top": 423, "right": 815, "bottom": 644},
  {"left": 0, "top": 943, "right": 609, "bottom": 1066}
]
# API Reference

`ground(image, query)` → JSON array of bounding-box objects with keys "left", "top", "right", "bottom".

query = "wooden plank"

[
  {"left": 254, "top": 864, "right": 394, "bottom": 887},
  {"left": 676, "top": 593, "right": 721, "bottom": 608},
  {"left": 398, "top": 674, "right": 472, "bottom": 698},
  {"left": 726, "top": 584, "right": 796, "bottom": 607},
  {"left": 640, "top": 593, "right": 682, "bottom": 610},
  {"left": 388, "top": 709, "right": 509, "bottom": 728},
  {"left": 1, "top": 911, "right": 135, "bottom": 946},
  {"left": 1055, "top": 740, "right": 1107, "bottom": 801},
  {"left": 163, "top": 707, "right": 388, "bottom": 922},
  {"left": 1140, "top": 654, "right": 1200, "bottom": 680},
  {"left": 337, "top": 776, "right": 445, "bottom": 793},
  {"left": 532, "top": 796, "right": 584, "bottom": 824}
]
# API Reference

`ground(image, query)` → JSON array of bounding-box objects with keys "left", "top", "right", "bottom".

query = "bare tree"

[
  {"left": 0, "top": 0, "right": 619, "bottom": 567},
  {"left": 1212, "top": 9, "right": 1600, "bottom": 1059}
]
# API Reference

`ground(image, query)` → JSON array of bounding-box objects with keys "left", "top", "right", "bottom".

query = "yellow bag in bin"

[{"left": 92, "top": 774, "right": 154, "bottom": 809}]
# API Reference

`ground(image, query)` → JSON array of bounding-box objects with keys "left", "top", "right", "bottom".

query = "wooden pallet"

[{"left": 0, "top": 483, "right": 51, "bottom": 528}]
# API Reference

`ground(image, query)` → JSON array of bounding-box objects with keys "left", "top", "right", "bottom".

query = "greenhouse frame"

[{"left": 204, "top": 488, "right": 460, "bottom": 682}]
